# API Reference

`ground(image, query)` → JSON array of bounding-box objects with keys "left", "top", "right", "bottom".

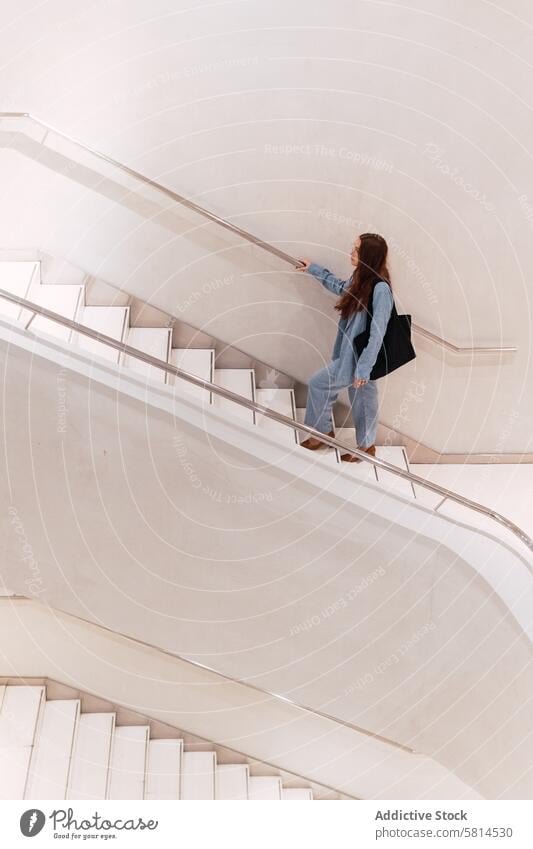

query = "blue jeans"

[{"left": 304, "top": 360, "right": 379, "bottom": 448}]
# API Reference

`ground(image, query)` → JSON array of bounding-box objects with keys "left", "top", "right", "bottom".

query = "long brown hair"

[{"left": 335, "top": 233, "right": 390, "bottom": 320}]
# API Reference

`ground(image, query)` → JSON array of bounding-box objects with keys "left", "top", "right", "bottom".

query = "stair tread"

[
  {"left": 333, "top": 430, "right": 405, "bottom": 483},
  {"left": 76, "top": 305, "right": 129, "bottom": 363},
  {"left": 107, "top": 725, "right": 149, "bottom": 800},
  {"left": 67, "top": 713, "right": 115, "bottom": 800},
  {"left": 170, "top": 348, "right": 213, "bottom": 399},
  {"left": 215, "top": 763, "right": 249, "bottom": 800},
  {"left": 213, "top": 369, "right": 255, "bottom": 423},
  {"left": 0, "top": 685, "right": 44, "bottom": 748},
  {"left": 282, "top": 787, "right": 313, "bottom": 800},
  {"left": 181, "top": 751, "right": 216, "bottom": 800},
  {"left": 374, "top": 446, "right": 414, "bottom": 497},
  {"left": 145, "top": 738, "right": 183, "bottom": 800},
  {"left": 25, "top": 699, "right": 79, "bottom": 800},
  {"left": 0, "top": 261, "right": 38, "bottom": 321},
  {"left": 26, "top": 284, "right": 84, "bottom": 342},
  {"left": 123, "top": 327, "right": 172, "bottom": 382},
  {"left": 256, "top": 388, "right": 297, "bottom": 444},
  {"left": 295, "top": 407, "right": 340, "bottom": 462},
  {"left": 0, "top": 747, "right": 33, "bottom": 799},
  {"left": 248, "top": 775, "right": 282, "bottom": 800}
]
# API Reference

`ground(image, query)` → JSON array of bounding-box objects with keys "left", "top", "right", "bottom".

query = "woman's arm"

[
  {"left": 353, "top": 282, "right": 394, "bottom": 383},
  {"left": 296, "top": 259, "right": 349, "bottom": 296}
]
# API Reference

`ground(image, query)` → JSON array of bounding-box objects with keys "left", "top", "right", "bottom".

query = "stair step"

[
  {"left": 296, "top": 408, "right": 340, "bottom": 463},
  {"left": 170, "top": 348, "right": 214, "bottom": 401},
  {"left": 25, "top": 284, "right": 84, "bottom": 342},
  {"left": 215, "top": 763, "right": 249, "bottom": 799},
  {"left": 145, "top": 738, "right": 182, "bottom": 800},
  {"left": 25, "top": 699, "right": 80, "bottom": 799},
  {"left": 0, "top": 685, "right": 44, "bottom": 747},
  {"left": 76, "top": 305, "right": 129, "bottom": 363},
  {"left": 333, "top": 428, "right": 379, "bottom": 481},
  {"left": 256, "top": 388, "right": 297, "bottom": 445},
  {"left": 213, "top": 369, "right": 255, "bottom": 423},
  {"left": 123, "top": 327, "right": 172, "bottom": 382},
  {"left": 181, "top": 751, "right": 216, "bottom": 800},
  {"left": 67, "top": 713, "right": 115, "bottom": 800},
  {"left": 0, "top": 261, "right": 39, "bottom": 322},
  {"left": 0, "top": 685, "right": 45, "bottom": 800},
  {"left": 374, "top": 446, "right": 414, "bottom": 497},
  {"left": 282, "top": 787, "right": 313, "bottom": 800},
  {"left": 107, "top": 725, "right": 149, "bottom": 799},
  {"left": 248, "top": 775, "right": 282, "bottom": 800},
  {"left": 0, "top": 748, "right": 33, "bottom": 799}
]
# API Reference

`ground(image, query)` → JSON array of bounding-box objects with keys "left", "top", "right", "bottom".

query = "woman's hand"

[
  {"left": 296, "top": 259, "right": 312, "bottom": 271},
  {"left": 353, "top": 378, "right": 368, "bottom": 388}
]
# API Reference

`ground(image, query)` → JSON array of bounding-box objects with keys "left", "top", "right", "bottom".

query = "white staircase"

[
  {"left": 0, "top": 259, "right": 418, "bottom": 502},
  {"left": 107, "top": 724, "right": 150, "bottom": 799},
  {"left": 181, "top": 751, "right": 216, "bottom": 800},
  {"left": 123, "top": 327, "right": 172, "bottom": 382},
  {"left": 25, "top": 699, "right": 80, "bottom": 799},
  {"left": 0, "top": 684, "right": 44, "bottom": 799},
  {"left": 248, "top": 775, "right": 283, "bottom": 800},
  {"left": 283, "top": 787, "right": 313, "bottom": 800},
  {"left": 0, "top": 261, "right": 39, "bottom": 322},
  {"left": 216, "top": 763, "right": 249, "bottom": 800},
  {"left": 145, "top": 738, "right": 182, "bottom": 800},
  {"left": 0, "top": 684, "right": 314, "bottom": 800},
  {"left": 67, "top": 712, "right": 115, "bottom": 800},
  {"left": 27, "top": 284, "right": 84, "bottom": 343},
  {"left": 76, "top": 305, "right": 129, "bottom": 363},
  {"left": 213, "top": 368, "right": 256, "bottom": 423},
  {"left": 170, "top": 347, "right": 214, "bottom": 401},
  {"left": 256, "top": 388, "right": 298, "bottom": 444}
]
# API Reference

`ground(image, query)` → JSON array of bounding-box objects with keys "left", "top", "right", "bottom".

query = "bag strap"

[{"left": 365, "top": 278, "right": 394, "bottom": 326}]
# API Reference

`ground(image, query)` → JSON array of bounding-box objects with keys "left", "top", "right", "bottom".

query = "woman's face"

[{"left": 350, "top": 237, "right": 361, "bottom": 267}]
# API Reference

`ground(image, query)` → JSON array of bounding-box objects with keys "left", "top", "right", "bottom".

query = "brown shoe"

[
  {"left": 341, "top": 445, "right": 376, "bottom": 463},
  {"left": 301, "top": 430, "right": 335, "bottom": 451}
]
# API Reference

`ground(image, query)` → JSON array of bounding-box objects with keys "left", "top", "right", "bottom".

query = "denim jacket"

[{"left": 307, "top": 263, "right": 394, "bottom": 383}]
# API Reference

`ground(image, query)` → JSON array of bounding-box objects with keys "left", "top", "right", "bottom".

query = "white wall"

[
  {"left": 0, "top": 319, "right": 531, "bottom": 799},
  {"left": 0, "top": 0, "right": 532, "bottom": 453}
]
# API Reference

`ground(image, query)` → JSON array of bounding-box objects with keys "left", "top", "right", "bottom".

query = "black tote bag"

[{"left": 353, "top": 282, "right": 416, "bottom": 380}]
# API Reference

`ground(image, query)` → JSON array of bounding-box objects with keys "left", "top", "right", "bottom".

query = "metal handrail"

[
  {"left": 1, "top": 286, "right": 531, "bottom": 556},
  {"left": 412, "top": 324, "right": 516, "bottom": 355},
  {"left": 0, "top": 112, "right": 517, "bottom": 355}
]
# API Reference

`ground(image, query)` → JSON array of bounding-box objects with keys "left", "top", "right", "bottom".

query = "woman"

[{"left": 297, "top": 233, "right": 393, "bottom": 462}]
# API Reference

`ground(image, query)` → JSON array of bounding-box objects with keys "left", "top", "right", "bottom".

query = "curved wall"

[{"left": 0, "top": 319, "right": 531, "bottom": 798}]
